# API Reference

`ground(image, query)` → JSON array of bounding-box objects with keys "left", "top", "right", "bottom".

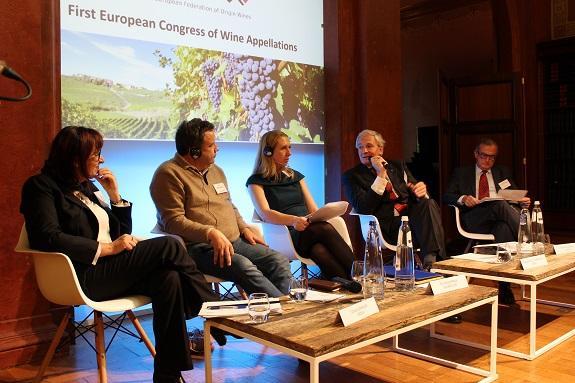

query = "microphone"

[
  {"left": 331, "top": 277, "right": 362, "bottom": 293},
  {"left": 0, "top": 60, "right": 32, "bottom": 101}
]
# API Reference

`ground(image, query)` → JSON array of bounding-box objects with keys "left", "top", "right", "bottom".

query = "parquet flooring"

[{"left": 1, "top": 274, "right": 574, "bottom": 383}]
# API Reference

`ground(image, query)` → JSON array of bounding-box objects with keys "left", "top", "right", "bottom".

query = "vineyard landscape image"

[
  {"left": 60, "top": 0, "right": 325, "bottom": 235},
  {"left": 62, "top": 32, "right": 324, "bottom": 143}
]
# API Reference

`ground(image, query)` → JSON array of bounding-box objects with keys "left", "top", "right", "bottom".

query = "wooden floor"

[{"left": 1, "top": 273, "right": 574, "bottom": 383}]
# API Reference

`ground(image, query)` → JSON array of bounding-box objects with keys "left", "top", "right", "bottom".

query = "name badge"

[
  {"left": 213, "top": 183, "right": 228, "bottom": 194},
  {"left": 498, "top": 179, "right": 511, "bottom": 190},
  {"left": 428, "top": 275, "right": 468, "bottom": 295},
  {"left": 339, "top": 297, "right": 379, "bottom": 327},
  {"left": 520, "top": 254, "right": 548, "bottom": 270}
]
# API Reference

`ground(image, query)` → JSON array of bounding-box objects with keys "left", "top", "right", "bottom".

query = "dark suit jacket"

[
  {"left": 20, "top": 173, "right": 131, "bottom": 276},
  {"left": 443, "top": 164, "right": 518, "bottom": 211},
  {"left": 342, "top": 161, "right": 417, "bottom": 240}
]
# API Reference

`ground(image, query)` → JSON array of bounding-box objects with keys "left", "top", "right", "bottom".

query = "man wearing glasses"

[{"left": 443, "top": 137, "right": 531, "bottom": 304}]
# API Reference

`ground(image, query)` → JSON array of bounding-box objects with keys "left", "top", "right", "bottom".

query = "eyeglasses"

[
  {"left": 90, "top": 151, "right": 102, "bottom": 160},
  {"left": 477, "top": 152, "right": 496, "bottom": 160}
]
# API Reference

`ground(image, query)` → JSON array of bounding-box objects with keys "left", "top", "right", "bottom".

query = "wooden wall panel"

[
  {"left": 0, "top": 0, "right": 63, "bottom": 368},
  {"left": 457, "top": 83, "right": 514, "bottom": 122}
]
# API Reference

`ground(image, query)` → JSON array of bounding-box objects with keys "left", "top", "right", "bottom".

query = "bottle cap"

[
  {"left": 534, "top": 201, "right": 540, "bottom": 205},
  {"left": 401, "top": 216, "right": 409, "bottom": 222}
]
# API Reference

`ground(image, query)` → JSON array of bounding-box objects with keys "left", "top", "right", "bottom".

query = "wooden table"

[
  {"left": 431, "top": 252, "right": 575, "bottom": 360},
  {"left": 204, "top": 285, "right": 498, "bottom": 383}
]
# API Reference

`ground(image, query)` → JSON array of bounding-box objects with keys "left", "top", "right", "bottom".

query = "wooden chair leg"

[
  {"left": 94, "top": 311, "right": 108, "bottom": 383},
  {"left": 237, "top": 286, "right": 249, "bottom": 300},
  {"left": 126, "top": 310, "right": 156, "bottom": 357},
  {"left": 33, "top": 311, "right": 71, "bottom": 383}
]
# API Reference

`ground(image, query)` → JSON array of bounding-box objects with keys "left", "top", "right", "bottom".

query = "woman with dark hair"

[
  {"left": 20, "top": 126, "right": 226, "bottom": 383},
  {"left": 246, "top": 130, "right": 355, "bottom": 280}
]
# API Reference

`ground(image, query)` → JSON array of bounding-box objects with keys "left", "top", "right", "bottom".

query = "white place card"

[
  {"left": 339, "top": 297, "right": 379, "bottom": 327},
  {"left": 428, "top": 275, "right": 468, "bottom": 295},
  {"left": 553, "top": 243, "right": 575, "bottom": 255},
  {"left": 520, "top": 254, "right": 548, "bottom": 270}
]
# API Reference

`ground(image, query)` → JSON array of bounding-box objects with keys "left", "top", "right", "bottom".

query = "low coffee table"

[
  {"left": 204, "top": 285, "right": 498, "bottom": 382},
  {"left": 432, "top": 252, "right": 575, "bottom": 360}
]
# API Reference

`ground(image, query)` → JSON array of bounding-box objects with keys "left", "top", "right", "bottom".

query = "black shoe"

[
  {"left": 210, "top": 327, "right": 228, "bottom": 346},
  {"left": 440, "top": 314, "right": 462, "bottom": 324},
  {"left": 498, "top": 282, "right": 516, "bottom": 305},
  {"left": 153, "top": 370, "right": 185, "bottom": 383}
]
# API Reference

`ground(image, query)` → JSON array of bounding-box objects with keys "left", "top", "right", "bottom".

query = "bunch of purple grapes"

[
  {"left": 236, "top": 57, "right": 277, "bottom": 141},
  {"left": 222, "top": 53, "right": 245, "bottom": 86},
  {"left": 200, "top": 58, "right": 222, "bottom": 110}
]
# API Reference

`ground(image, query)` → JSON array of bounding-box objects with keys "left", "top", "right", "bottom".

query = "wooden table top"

[
  {"left": 432, "top": 253, "right": 575, "bottom": 282},
  {"left": 207, "top": 285, "right": 497, "bottom": 357}
]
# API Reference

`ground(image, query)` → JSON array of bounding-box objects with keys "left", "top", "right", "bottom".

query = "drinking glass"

[
  {"left": 350, "top": 260, "right": 365, "bottom": 283},
  {"left": 248, "top": 293, "right": 270, "bottom": 324},
  {"left": 288, "top": 277, "right": 308, "bottom": 302},
  {"left": 496, "top": 246, "right": 512, "bottom": 263}
]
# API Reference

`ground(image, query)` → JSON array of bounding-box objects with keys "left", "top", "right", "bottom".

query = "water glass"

[
  {"left": 248, "top": 293, "right": 270, "bottom": 324},
  {"left": 350, "top": 260, "right": 365, "bottom": 283},
  {"left": 288, "top": 277, "right": 308, "bottom": 302},
  {"left": 496, "top": 246, "right": 512, "bottom": 263}
]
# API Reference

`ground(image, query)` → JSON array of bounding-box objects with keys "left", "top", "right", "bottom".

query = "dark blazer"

[
  {"left": 342, "top": 160, "right": 417, "bottom": 229},
  {"left": 443, "top": 164, "right": 518, "bottom": 210},
  {"left": 20, "top": 173, "right": 131, "bottom": 276}
]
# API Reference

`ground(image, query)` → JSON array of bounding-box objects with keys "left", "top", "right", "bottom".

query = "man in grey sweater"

[{"left": 150, "top": 119, "right": 291, "bottom": 297}]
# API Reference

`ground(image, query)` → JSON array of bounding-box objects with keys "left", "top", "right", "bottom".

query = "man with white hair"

[{"left": 342, "top": 129, "right": 446, "bottom": 269}]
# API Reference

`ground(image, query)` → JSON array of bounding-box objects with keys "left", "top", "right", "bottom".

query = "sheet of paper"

[
  {"left": 452, "top": 253, "right": 500, "bottom": 263},
  {"left": 199, "top": 298, "right": 281, "bottom": 318},
  {"left": 553, "top": 243, "right": 575, "bottom": 255},
  {"left": 305, "top": 289, "right": 345, "bottom": 302},
  {"left": 497, "top": 189, "right": 527, "bottom": 201},
  {"left": 307, "top": 201, "right": 348, "bottom": 223}
]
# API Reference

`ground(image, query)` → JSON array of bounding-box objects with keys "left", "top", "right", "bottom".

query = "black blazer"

[
  {"left": 20, "top": 173, "right": 132, "bottom": 276},
  {"left": 342, "top": 160, "right": 417, "bottom": 221},
  {"left": 443, "top": 165, "right": 518, "bottom": 210}
]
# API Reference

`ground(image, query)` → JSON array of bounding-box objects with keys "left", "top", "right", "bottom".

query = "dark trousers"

[
  {"left": 296, "top": 221, "right": 355, "bottom": 279},
  {"left": 461, "top": 200, "right": 519, "bottom": 242},
  {"left": 380, "top": 198, "right": 446, "bottom": 261},
  {"left": 81, "top": 236, "right": 219, "bottom": 373}
]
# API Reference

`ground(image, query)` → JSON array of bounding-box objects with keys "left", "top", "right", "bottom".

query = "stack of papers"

[
  {"left": 307, "top": 201, "right": 348, "bottom": 223},
  {"left": 199, "top": 298, "right": 282, "bottom": 318},
  {"left": 452, "top": 253, "right": 499, "bottom": 263},
  {"left": 304, "top": 289, "right": 345, "bottom": 302}
]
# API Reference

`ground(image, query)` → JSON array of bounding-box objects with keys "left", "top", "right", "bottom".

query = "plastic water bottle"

[
  {"left": 517, "top": 207, "right": 533, "bottom": 258},
  {"left": 363, "top": 221, "right": 385, "bottom": 299},
  {"left": 395, "top": 216, "right": 415, "bottom": 291},
  {"left": 531, "top": 201, "right": 546, "bottom": 255}
]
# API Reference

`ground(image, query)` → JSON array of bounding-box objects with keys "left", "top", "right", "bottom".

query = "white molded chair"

[
  {"left": 252, "top": 212, "right": 353, "bottom": 280},
  {"left": 14, "top": 225, "right": 155, "bottom": 383},
  {"left": 349, "top": 210, "right": 398, "bottom": 252},
  {"left": 449, "top": 204, "right": 495, "bottom": 253},
  {"left": 151, "top": 224, "right": 248, "bottom": 300},
  {"left": 349, "top": 210, "right": 423, "bottom": 267}
]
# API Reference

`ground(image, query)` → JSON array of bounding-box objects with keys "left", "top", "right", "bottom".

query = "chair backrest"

[
  {"left": 252, "top": 211, "right": 301, "bottom": 262},
  {"left": 252, "top": 211, "right": 352, "bottom": 264},
  {"left": 449, "top": 205, "right": 495, "bottom": 241},
  {"left": 15, "top": 225, "right": 152, "bottom": 312},
  {"left": 349, "top": 210, "right": 397, "bottom": 252},
  {"left": 151, "top": 223, "right": 186, "bottom": 247},
  {"left": 15, "top": 225, "right": 91, "bottom": 306}
]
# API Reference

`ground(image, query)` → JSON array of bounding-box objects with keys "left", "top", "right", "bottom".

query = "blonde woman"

[{"left": 246, "top": 131, "right": 354, "bottom": 279}]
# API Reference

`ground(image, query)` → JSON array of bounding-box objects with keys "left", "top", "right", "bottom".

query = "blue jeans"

[{"left": 187, "top": 238, "right": 291, "bottom": 297}]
